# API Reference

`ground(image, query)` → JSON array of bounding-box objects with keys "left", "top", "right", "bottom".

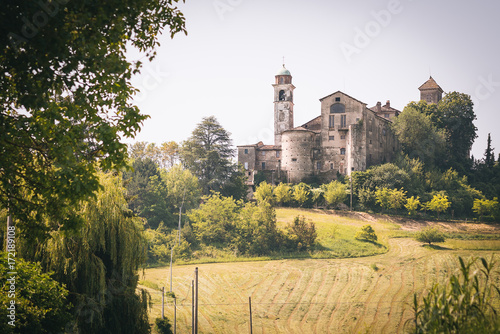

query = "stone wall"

[{"left": 281, "top": 130, "right": 316, "bottom": 183}]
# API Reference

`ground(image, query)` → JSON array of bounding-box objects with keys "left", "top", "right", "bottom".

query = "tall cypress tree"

[{"left": 485, "top": 133, "right": 495, "bottom": 168}]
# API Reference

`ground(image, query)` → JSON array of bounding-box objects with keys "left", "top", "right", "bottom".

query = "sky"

[{"left": 127, "top": 0, "right": 500, "bottom": 161}]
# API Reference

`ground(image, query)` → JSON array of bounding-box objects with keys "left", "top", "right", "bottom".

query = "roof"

[
  {"left": 276, "top": 65, "right": 291, "bottom": 76},
  {"left": 319, "top": 90, "right": 367, "bottom": 106},
  {"left": 259, "top": 145, "right": 281, "bottom": 151},
  {"left": 296, "top": 116, "right": 321, "bottom": 133},
  {"left": 418, "top": 76, "right": 443, "bottom": 92}
]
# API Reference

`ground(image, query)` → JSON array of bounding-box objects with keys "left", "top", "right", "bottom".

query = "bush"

[
  {"left": 407, "top": 256, "right": 500, "bottom": 333},
  {"left": 155, "top": 317, "right": 173, "bottom": 334},
  {"left": 285, "top": 215, "right": 317, "bottom": 251},
  {"left": 355, "top": 225, "right": 378, "bottom": 242},
  {"left": 415, "top": 226, "right": 445, "bottom": 245}
]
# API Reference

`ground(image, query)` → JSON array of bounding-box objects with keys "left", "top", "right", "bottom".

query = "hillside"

[{"left": 141, "top": 208, "right": 500, "bottom": 333}]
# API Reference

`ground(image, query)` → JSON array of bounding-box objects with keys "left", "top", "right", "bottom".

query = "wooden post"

[
  {"left": 191, "top": 280, "right": 194, "bottom": 334},
  {"left": 195, "top": 267, "right": 198, "bottom": 334},
  {"left": 161, "top": 287, "right": 165, "bottom": 319},
  {"left": 170, "top": 247, "right": 173, "bottom": 292},
  {"left": 249, "top": 296, "right": 253, "bottom": 334},
  {"left": 174, "top": 297, "right": 177, "bottom": 334}
]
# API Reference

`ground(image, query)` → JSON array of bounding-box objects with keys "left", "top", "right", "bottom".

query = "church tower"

[
  {"left": 273, "top": 64, "right": 295, "bottom": 146},
  {"left": 418, "top": 76, "right": 443, "bottom": 104}
]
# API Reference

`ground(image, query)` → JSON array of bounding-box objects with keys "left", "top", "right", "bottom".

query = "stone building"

[{"left": 238, "top": 66, "right": 437, "bottom": 185}]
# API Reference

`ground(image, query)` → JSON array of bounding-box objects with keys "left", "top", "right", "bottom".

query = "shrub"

[
  {"left": 355, "top": 225, "right": 378, "bottom": 242},
  {"left": 293, "top": 183, "right": 311, "bottom": 207},
  {"left": 254, "top": 181, "right": 274, "bottom": 205},
  {"left": 273, "top": 183, "right": 292, "bottom": 206},
  {"left": 423, "top": 193, "right": 451, "bottom": 219},
  {"left": 405, "top": 196, "right": 421, "bottom": 216},
  {"left": 285, "top": 215, "right": 317, "bottom": 251},
  {"left": 155, "top": 317, "right": 173, "bottom": 334},
  {"left": 321, "top": 180, "right": 347, "bottom": 208},
  {"left": 407, "top": 256, "right": 500, "bottom": 333},
  {"left": 415, "top": 226, "right": 445, "bottom": 245}
]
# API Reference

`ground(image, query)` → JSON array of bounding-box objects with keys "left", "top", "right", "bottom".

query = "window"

[
  {"left": 330, "top": 163, "right": 334, "bottom": 170},
  {"left": 280, "top": 77, "right": 284, "bottom": 84},
  {"left": 329, "top": 136, "right": 334, "bottom": 141},
  {"left": 340, "top": 148, "right": 346, "bottom": 155},
  {"left": 248, "top": 171, "right": 251, "bottom": 176},
  {"left": 329, "top": 115, "right": 335, "bottom": 128},
  {"left": 244, "top": 162, "right": 248, "bottom": 169},
  {"left": 335, "top": 97, "right": 341, "bottom": 102},
  {"left": 276, "top": 151, "right": 280, "bottom": 158},
  {"left": 340, "top": 114, "right": 347, "bottom": 128},
  {"left": 316, "top": 162, "right": 321, "bottom": 170},
  {"left": 244, "top": 149, "right": 248, "bottom": 154},
  {"left": 292, "top": 158, "right": 297, "bottom": 162},
  {"left": 261, "top": 162, "right": 266, "bottom": 169},
  {"left": 330, "top": 103, "right": 345, "bottom": 114},
  {"left": 340, "top": 135, "right": 345, "bottom": 140},
  {"left": 384, "top": 113, "right": 390, "bottom": 118},
  {"left": 261, "top": 151, "right": 265, "bottom": 156},
  {"left": 279, "top": 90, "right": 285, "bottom": 101}
]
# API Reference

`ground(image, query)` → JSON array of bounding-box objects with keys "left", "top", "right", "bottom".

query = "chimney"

[
  {"left": 385, "top": 100, "right": 390, "bottom": 108},
  {"left": 376, "top": 101, "right": 381, "bottom": 112}
]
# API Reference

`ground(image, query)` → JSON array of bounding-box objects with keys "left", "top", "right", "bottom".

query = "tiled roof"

[
  {"left": 418, "top": 76, "right": 443, "bottom": 92},
  {"left": 296, "top": 116, "right": 321, "bottom": 133}
]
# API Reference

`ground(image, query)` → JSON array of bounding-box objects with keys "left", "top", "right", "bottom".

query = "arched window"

[
  {"left": 279, "top": 90, "right": 286, "bottom": 101},
  {"left": 330, "top": 103, "right": 345, "bottom": 113}
]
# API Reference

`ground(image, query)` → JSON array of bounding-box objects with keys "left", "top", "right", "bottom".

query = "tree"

[
  {"left": 254, "top": 181, "right": 274, "bottom": 205},
  {"left": 293, "top": 183, "right": 311, "bottom": 207},
  {"left": 405, "top": 196, "right": 421, "bottom": 216},
  {"left": 436, "top": 92, "right": 477, "bottom": 173},
  {"left": 155, "top": 317, "right": 173, "bottom": 334},
  {"left": 375, "top": 187, "right": 392, "bottom": 212},
  {"left": 484, "top": 133, "right": 495, "bottom": 168},
  {"left": 0, "top": 1, "right": 187, "bottom": 235},
  {"left": 424, "top": 193, "right": 451, "bottom": 219},
  {"left": 472, "top": 198, "right": 499, "bottom": 222},
  {"left": 321, "top": 181, "right": 347, "bottom": 208},
  {"left": 41, "top": 172, "right": 151, "bottom": 333},
  {"left": 273, "top": 183, "right": 292, "bottom": 206},
  {"left": 129, "top": 141, "right": 180, "bottom": 169},
  {"left": 355, "top": 225, "right": 378, "bottom": 242},
  {"left": 0, "top": 254, "right": 72, "bottom": 333},
  {"left": 408, "top": 256, "right": 500, "bottom": 333},
  {"left": 179, "top": 116, "right": 237, "bottom": 195},
  {"left": 414, "top": 226, "right": 445, "bottom": 245},
  {"left": 392, "top": 105, "right": 447, "bottom": 168}
]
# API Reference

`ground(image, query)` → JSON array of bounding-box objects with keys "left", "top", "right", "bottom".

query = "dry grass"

[{"left": 142, "top": 208, "right": 500, "bottom": 333}]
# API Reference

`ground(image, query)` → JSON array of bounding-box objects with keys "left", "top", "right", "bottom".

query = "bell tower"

[
  {"left": 418, "top": 76, "right": 443, "bottom": 104},
  {"left": 273, "top": 64, "right": 295, "bottom": 146}
]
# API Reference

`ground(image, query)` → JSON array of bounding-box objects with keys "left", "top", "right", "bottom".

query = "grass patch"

[
  {"left": 138, "top": 279, "right": 160, "bottom": 290},
  {"left": 443, "top": 239, "right": 500, "bottom": 250}
]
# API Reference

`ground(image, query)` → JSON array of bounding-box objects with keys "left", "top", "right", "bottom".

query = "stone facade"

[{"left": 237, "top": 66, "right": 436, "bottom": 185}]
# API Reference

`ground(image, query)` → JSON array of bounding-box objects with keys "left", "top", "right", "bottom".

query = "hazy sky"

[{"left": 127, "top": 0, "right": 500, "bottom": 160}]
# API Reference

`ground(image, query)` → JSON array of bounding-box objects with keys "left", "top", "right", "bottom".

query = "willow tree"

[{"left": 43, "top": 172, "right": 150, "bottom": 334}]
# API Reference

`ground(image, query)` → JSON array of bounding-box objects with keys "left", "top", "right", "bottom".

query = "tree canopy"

[{"left": 0, "top": 1, "right": 187, "bottom": 234}]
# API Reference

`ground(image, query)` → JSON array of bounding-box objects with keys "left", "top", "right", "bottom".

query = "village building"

[{"left": 237, "top": 65, "right": 442, "bottom": 186}]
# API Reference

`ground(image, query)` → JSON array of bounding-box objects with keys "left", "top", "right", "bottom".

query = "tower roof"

[
  {"left": 418, "top": 76, "right": 443, "bottom": 92},
  {"left": 276, "top": 65, "right": 291, "bottom": 76}
]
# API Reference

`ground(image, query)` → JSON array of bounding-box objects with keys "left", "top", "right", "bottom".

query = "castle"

[{"left": 237, "top": 65, "right": 443, "bottom": 185}]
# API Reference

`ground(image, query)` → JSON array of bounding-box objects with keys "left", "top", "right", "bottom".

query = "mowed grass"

[{"left": 142, "top": 208, "right": 500, "bottom": 333}]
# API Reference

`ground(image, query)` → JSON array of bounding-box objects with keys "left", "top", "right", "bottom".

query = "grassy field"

[{"left": 141, "top": 208, "right": 500, "bottom": 333}]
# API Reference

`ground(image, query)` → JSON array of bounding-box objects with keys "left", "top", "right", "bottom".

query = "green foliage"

[
  {"left": 42, "top": 172, "right": 151, "bottom": 334},
  {"left": 355, "top": 225, "right": 378, "bottom": 242},
  {"left": 321, "top": 181, "right": 347, "bottom": 208},
  {"left": 155, "top": 317, "right": 173, "bottom": 334},
  {"left": 163, "top": 164, "right": 201, "bottom": 213},
  {"left": 424, "top": 193, "right": 451, "bottom": 219},
  {"left": 310, "top": 188, "right": 324, "bottom": 207},
  {"left": 392, "top": 105, "right": 447, "bottom": 168},
  {"left": 408, "top": 256, "right": 500, "bottom": 333},
  {"left": 0, "top": 254, "right": 72, "bottom": 334},
  {"left": 472, "top": 197, "right": 499, "bottom": 222},
  {"left": 254, "top": 181, "right": 274, "bottom": 205},
  {"left": 189, "top": 192, "right": 240, "bottom": 245},
  {"left": 293, "top": 183, "right": 311, "bottom": 207},
  {"left": 415, "top": 226, "right": 445, "bottom": 245},
  {"left": 375, "top": 187, "right": 392, "bottom": 212},
  {"left": 180, "top": 116, "right": 243, "bottom": 196},
  {"left": 405, "top": 196, "right": 421, "bottom": 216},
  {"left": 129, "top": 141, "right": 180, "bottom": 169},
  {"left": 273, "top": 183, "right": 293, "bottom": 206},
  {"left": 285, "top": 216, "right": 318, "bottom": 251},
  {"left": 0, "top": 0, "right": 187, "bottom": 238}
]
